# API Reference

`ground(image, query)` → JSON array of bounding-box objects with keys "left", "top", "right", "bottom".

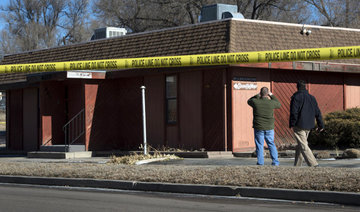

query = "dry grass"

[{"left": 0, "top": 161, "right": 359, "bottom": 193}]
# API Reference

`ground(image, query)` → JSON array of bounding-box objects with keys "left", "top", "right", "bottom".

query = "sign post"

[{"left": 140, "top": 86, "right": 148, "bottom": 155}]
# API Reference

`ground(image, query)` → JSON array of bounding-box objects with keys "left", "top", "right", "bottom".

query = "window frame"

[{"left": 165, "top": 74, "right": 178, "bottom": 125}]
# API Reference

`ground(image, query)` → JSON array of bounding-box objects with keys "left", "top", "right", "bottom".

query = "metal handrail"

[{"left": 63, "top": 109, "right": 85, "bottom": 152}]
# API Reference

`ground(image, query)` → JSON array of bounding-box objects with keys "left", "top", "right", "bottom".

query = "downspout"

[
  {"left": 343, "top": 74, "right": 347, "bottom": 110},
  {"left": 224, "top": 82, "right": 227, "bottom": 151},
  {"left": 225, "top": 19, "right": 233, "bottom": 152},
  {"left": 6, "top": 90, "right": 9, "bottom": 149}
]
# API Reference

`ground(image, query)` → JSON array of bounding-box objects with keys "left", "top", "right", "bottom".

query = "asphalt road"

[{"left": 0, "top": 184, "right": 358, "bottom": 212}]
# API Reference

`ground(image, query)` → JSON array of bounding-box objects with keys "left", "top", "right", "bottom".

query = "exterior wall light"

[{"left": 301, "top": 26, "right": 311, "bottom": 36}]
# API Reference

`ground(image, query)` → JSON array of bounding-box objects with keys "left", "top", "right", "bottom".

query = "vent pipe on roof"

[
  {"left": 91, "top": 27, "right": 127, "bottom": 40},
  {"left": 200, "top": 4, "right": 244, "bottom": 22}
]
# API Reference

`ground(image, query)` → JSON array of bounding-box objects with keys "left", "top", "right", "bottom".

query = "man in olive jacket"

[
  {"left": 248, "top": 87, "right": 281, "bottom": 166},
  {"left": 290, "top": 80, "right": 324, "bottom": 167}
]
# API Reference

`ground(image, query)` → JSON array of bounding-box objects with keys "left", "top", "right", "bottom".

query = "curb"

[{"left": 0, "top": 175, "right": 359, "bottom": 206}]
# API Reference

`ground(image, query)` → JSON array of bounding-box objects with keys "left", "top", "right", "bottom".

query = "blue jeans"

[{"left": 254, "top": 129, "right": 279, "bottom": 166}]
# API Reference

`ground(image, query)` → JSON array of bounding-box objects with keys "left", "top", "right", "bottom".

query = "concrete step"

[
  {"left": 40, "top": 145, "right": 86, "bottom": 152},
  {"left": 207, "top": 151, "right": 234, "bottom": 158},
  {"left": 27, "top": 151, "right": 92, "bottom": 159}
]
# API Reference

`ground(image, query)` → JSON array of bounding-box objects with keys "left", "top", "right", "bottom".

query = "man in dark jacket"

[
  {"left": 248, "top": 87, "right": 281, "bottom": 166},
  {"left": 289, "top": 80, "right": 324, "bottom": 167}
]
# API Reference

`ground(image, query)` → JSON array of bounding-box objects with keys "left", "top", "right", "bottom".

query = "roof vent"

[
  {"left": 91, "top": 27, "right": 127, "bottom": 40},
  {"left": 200, "top": 4, "right": 244, "bottom": 22}
]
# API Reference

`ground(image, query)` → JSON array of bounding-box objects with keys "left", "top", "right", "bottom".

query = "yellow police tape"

[{"left": 1, "top": 45, "right": 360, "bottom": 73}]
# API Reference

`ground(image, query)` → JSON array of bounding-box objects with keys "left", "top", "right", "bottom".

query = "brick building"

[{"left": 1, "top": 18, "right": 360, "bottom": 153}]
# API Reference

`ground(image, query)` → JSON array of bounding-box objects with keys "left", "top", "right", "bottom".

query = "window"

[{"left": 166, "top": 75, "right": 177, "bottom": 124}]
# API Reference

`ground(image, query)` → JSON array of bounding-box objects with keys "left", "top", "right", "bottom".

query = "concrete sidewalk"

[
  {"left": 1, "top": 155, "right": 359, "bottom": 168},
  {"left": 151, "top": 157, "right": 360, "bottom": 168}
]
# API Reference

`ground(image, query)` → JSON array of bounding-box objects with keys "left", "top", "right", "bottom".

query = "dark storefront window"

[{"left": 166, "top": 75, "right": 177, "bottom": 124}]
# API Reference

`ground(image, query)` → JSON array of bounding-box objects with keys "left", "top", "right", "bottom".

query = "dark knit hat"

[{"left": 297, "top": 80, "right": 306, "bottom": 90}]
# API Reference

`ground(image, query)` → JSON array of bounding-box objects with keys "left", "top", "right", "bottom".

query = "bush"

[{"left": 308, "top": 108, "right": 360, "bottom": 149}]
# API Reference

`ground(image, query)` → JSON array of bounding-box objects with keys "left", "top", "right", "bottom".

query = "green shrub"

[{"left": 308, "top": 108, "right": 360, "bottom": 149}]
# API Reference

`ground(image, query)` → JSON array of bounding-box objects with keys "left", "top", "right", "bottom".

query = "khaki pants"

[{"left": 293, "top": 127, "right": 318, "bottom": 167}]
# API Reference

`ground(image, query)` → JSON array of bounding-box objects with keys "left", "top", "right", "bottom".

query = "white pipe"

[{"left": 140, "top": 86, "right": 147, "bottom": 155}]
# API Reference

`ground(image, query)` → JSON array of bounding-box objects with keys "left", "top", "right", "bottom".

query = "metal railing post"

[{"left": 141, "top": 86, "right": 148, "bottom": 155}]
